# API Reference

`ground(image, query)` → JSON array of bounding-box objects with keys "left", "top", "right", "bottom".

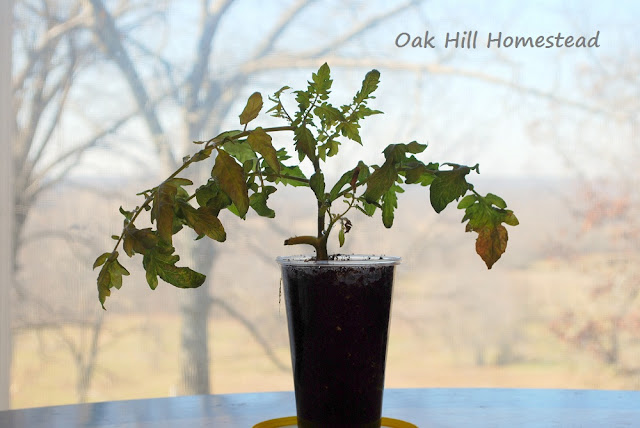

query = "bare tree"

[
  {"left": 9, "top": 0, "right": 155, "bottom": 403},
  {"left": 535, "top": 52, "right": 640, "bottom": 382}
]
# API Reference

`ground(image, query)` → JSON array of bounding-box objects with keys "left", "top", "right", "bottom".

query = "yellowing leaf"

[
  {"left": 211, "top": 149, "right": 249, "bottom": 218},
  {"left": 180, "top": 202, "right": 226, "bottom": 242},
  {"left": 93, "top": 252, "right": 111, "bottom": 269},
  {"left": 96, "top": 252, "right": 129, "bottom": 309},
  {"left": 143, "top": 247, "right": 206, "bottom": 290},
  {"left": 123, "top": 226, "right": 158, "bottom": 257},
  {"left": 239, "top": 92, "right": 263, "bottom": 125},
  {"left": 248, "top": 127, "right": 279, "bottom": 174}
]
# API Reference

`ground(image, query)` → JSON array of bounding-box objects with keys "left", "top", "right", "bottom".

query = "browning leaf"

[{"left": 476, "top": 224, "right": 508, "bottom": 269}]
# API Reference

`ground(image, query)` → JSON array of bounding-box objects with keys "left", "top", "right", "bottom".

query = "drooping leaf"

[
  {"left": 97, "top": 264, "right": 112, "bottom": 309},
  {"left": 484, "top": 193, "right": 507, "bottom": 209},
  {"left": 338, "top": 228, "right": 345, "bottom": 247},
  {"left": 250, "top": 191, "right": 276, "bottom": 218},
  {"left": 108, "top": 258, "right": 130, "bottom": 290},
  {"left": 381, "top": 185, "right": 403, "bottom": 228},
  {"left": 383, "top": 142, "right": 427, "bottom": 163},
  {"left": 330, "top": 167, "right": 359, "bottom": 201},
  {"left": 403, "top": 161, "right": 437, "bottom": 186},
  {"left": 429, "top": 165, "right": 472, "bottom": 213},
  {"left": 212, "top": 130, "right": 243, "bottom": 143},
  {"left": 460, "top": 193, "right": 519, "bottom": 269},
  {"left": 195, "top": 180, "right": 232, "bottom": 215},
  {"left": 153, "top": 181, "right": 178, "bottom": 244},
  {"left": 476, "top": 225, "right": 508, "bottom": 269},
  {"left": 310, "top": 172, "right": 325, "bottom": 201},
  {"left": 239, "top": 92, "right": 263, "bottom": 125},
  {"left": 363, "top": 162, "right": 397, "bottom": 203},
  {"left": 93, "top": 252, "right": 111, "bottom": 269},
  {"left": 123, "top": 226, "right": 158, "bottom": 257},
  {"left": 211, "top": 149, "right": 249, "bottom": 218},
  {"left": 190, "top": 146, "right": 214, "bottom": 163},
  {"left": 96, "top": 252, "right": 129, "bottom": 309},
  {"left": 247, "top": 127, "right": 279, "bottom": 174},
  {"left": 180, "top": 201, "right": 226, "bottom": 242},
  {"left": 143, "top": 247, "right": 206, "bottom": 290}
]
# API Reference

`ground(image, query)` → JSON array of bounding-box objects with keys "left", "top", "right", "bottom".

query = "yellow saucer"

[{"left": 253, "top": 416, "right": 417, "bottom": 428}]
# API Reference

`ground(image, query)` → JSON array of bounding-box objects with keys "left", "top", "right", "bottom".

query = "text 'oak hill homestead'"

[{"left": 395, "top": 31, "right": 601, "bottom": 49}]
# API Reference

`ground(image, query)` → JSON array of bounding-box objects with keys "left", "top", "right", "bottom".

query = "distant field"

[{"left": 10, "top": 309, "right": 635, "bottom": 409}]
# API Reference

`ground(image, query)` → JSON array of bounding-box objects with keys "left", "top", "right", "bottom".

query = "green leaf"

[
  {"left": 211, "top": 149, "right": 250, "bottom": 218},
  {"left": 247, "top": 127, "right": 279, "bottom": 174},
  {"left": 404, "top": 161, "right": 437, "bottom": 186},
  {"left": 485, "top": 193, "right": 507, "bottom": 209},
  {"left": 338, "top": 228, "right": 345, "bottom": 247},
  {"left": 429, "top": 165, "right": 471, "bottom": 213},
  {"left": 356, "top": 199, "right": 378, "bottom": 217},
  {"left": 180, "top": 201, "right": 226, "bottom": 242},
  {"left": 355, "top": 105, "right": 383, "bottom": 119},
  {"left": 381, "top": 185, "right": 403, "bottom": 228},
  {"left": 250, "top": 191, "right": 276, "bottom": 218},
  {"left": 355, "top": 69, "right": 380, "bottom": 104},
  {"left": 310, "top": 172, "right": 325, "bottom": 201},
  {"left": 337, "top": 122, "right": 361, "bottom": 144},
  {"left": 239, "top": 92, "right": 263, "bottom": 125},
  {"left": 363, "top": 162, "right": 397, "bottom": 203},
  {"left": 311, "top": 62, "right": 332, "bottom": 96},
  {"left": 315, "top": 103, "right": 345, "bottom": 127},
  {"left": 212, "top": 130, "right": 243, "bottom": 143},
  {"left": 222, "top": 140, "right": 257, "bottom": 164},
  {"left": 330, "top": 167, "right": 358, "bottom": 201},
  {"left": 383, "top": 142, "right": 427, "bottom": 163},
  {"left": 195, "top": 180, "right": 232, "bottom": 215},
  {"left": 457, "top": 194, "right": 477, "bottom": 209},
  {"left": 277, "top": 165, "right": 308, "bottom": 187},
  {"left": 294, "top": 126, "right": 316, "bottom": 161}
]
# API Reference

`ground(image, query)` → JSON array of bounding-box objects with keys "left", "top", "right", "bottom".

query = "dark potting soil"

[{"left": 282, "top": 262, "right": 395, "bottom": 428}]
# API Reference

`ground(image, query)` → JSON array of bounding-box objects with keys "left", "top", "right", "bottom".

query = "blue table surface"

[{"left": 1, "top": 388, "right": 639, "bottom": 427}]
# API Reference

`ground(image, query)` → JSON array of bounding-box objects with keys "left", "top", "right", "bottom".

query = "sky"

[{"left": 14, "top": 0, "right": 638, "bottom": 182}]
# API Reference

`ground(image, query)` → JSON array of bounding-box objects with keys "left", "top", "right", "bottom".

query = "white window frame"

[{"left": 0, "top": 0, "right": 15, "bottom": 411}]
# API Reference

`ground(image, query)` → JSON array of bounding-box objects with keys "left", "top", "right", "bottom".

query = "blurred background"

[{"left": 1, "top": 0, "right": 639, "bottom": 409}]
